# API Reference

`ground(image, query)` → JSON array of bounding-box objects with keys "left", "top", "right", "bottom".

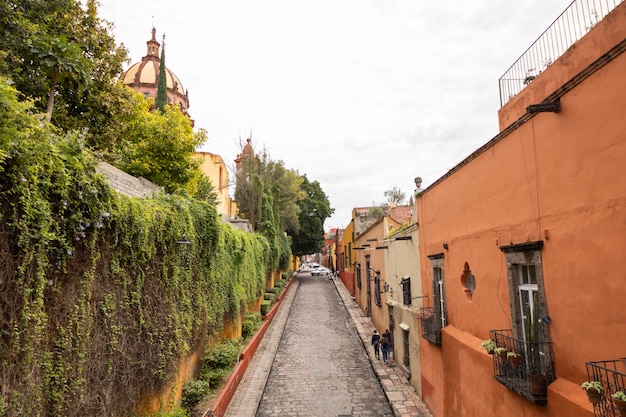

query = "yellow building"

[{"left": 194, "top": 151, "right": 240, "bottom": 222}]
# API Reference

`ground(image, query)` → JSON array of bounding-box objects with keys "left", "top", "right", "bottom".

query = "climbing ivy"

[{"left": 0, "top": 78, "right": 273, "bottom": 417}]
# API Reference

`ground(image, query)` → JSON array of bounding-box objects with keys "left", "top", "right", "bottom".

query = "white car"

[{"left": 312, "top": 267, "right": 330, "bottom": 276}]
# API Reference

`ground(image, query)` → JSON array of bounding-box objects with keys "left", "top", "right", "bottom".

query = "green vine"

[{"left": 0, "top": 78, "right": 275, "bottom": 417}]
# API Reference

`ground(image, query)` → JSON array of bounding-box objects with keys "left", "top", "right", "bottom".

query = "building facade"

[{"left": 416, "top": 2, "right": 626, "bottom": 416}]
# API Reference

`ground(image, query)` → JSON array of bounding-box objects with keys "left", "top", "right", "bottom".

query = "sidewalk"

[{"left": 331, "top": 276, "right": 434, "bottom": 417}]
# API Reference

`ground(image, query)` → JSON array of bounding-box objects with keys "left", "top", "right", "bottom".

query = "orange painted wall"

[{"left": 416, "top": 4, "right": 626, "bottom": 416}]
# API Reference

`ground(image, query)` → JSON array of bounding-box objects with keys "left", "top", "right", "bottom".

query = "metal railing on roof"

[{"left": 498, "top": 0, "right": 623, "bottom": 107}]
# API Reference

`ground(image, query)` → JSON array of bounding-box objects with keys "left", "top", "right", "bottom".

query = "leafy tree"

[
  {"left": 234, "top": 145, "right": 303, "bottom": 233},
  {"left": 30, "top": 34, "right": 91, "bottom": 122},
  {"left": 111, "top": 91, "right": 207, "bottom": 193},
  {"left": 384, "top": 186, "right": 407, "bottom": 205},
  {"left": 0, "top": 0, "right": 130, "bottom": 142},
  {"left": 289, "top": 175, "right": 333, "bottom": 257}
]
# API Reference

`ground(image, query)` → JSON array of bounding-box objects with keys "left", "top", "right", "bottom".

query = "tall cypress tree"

[{"left": 155, "top": 34, "right": 167, "bottom": 112}]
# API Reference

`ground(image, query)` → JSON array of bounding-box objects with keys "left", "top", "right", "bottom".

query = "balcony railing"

[
  {"left": 499, "top": 0, "right": 623, "bottom": 107},
  {"left": 490, "top": 329, "right": 555, "bottom": 405},
  {"left": 586, "top": 359, "right": 626, "bottom": 417},
  {"left": 419, "top": 307, "right": 443, "bottom": 345}
]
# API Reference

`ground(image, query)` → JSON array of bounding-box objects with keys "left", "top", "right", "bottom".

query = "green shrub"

[
  {"left": 181, "top": 380, "right": 210, "bottom": 409},
  {"left": 242, "top": 312, "right": 261, "bottom": 339},
  {"left": 156, "top": 407, "right": 189, "bottom": 417},
  {"left": 263, "top": 293, "right": 276, "bottom": 304},
  {"left": 206, "top": 368, "right": 231, "bottom": 389},
  {"left": 244, "top": 311, "right": 262, "bottom": 323},
  {"left": 260, "top": 301, "right": 271, "bottom": 316},
  {"left": 265, "top": 287, "right": 279, "bottom": 294},
  {"left": 203, "top": 340, "right": 241, "bottom": 369}
]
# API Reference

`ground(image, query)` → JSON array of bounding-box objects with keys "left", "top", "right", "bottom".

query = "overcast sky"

[{"left": 97, "top": 0, "right": 568, "bottom": 230}]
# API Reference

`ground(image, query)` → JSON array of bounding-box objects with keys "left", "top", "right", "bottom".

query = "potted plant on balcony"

[
  {"left": 480, "top": 339, "right": 496, "bottom": 354},
  {"left": 494, "top": 346, "right": 508, "bottom": 360},
  {"left": 612, "top": 391, "right": 626, "bottom": 416},
  {"left": 581, "top": 381, "right": 603, "bottom": 404},
  {"left": 507, "top": 351, "right": 521, "bottom": 367}
]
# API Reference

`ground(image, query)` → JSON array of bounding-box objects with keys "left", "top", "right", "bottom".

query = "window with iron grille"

[
  {"left": 401, "top": 277, "right": 411, "bottom": 306},
  {"left": 430, "top": 255, "right": 446, "bottom": 331},
  {"left": 492, "top": 241, "right": 554, "bottom": 405},
  {"left": 420, "top": 254, "right": 446, "bottom": 345},
  {"left": 356, "top": 263, "right": 361, "bottom": 289}
]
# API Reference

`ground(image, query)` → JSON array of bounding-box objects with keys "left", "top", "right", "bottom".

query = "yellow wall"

[{"left": 195, "top": 152, "right": 237, "bottom": 218}]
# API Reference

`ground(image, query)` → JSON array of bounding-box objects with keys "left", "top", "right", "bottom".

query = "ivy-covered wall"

[{"left": 0, "top": 80, "right": 276, "bottom": 416}]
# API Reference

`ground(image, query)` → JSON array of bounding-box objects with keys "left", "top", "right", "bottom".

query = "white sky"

[{"left": 97, "top": 0, "right": 568, "bottom": 230}]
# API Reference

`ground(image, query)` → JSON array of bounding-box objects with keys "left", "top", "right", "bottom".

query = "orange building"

[{"left": 416, "top": 2, "right": 626, "bottom": 416}]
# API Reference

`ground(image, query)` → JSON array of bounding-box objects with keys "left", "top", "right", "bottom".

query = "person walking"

[
  {"left": 383, "top": 329, "right": 393, "bottom": 359},
  {"left": 371, "top": 330, "right": 381, "bottom": 359},
  {"left": 380, "top": 330, "right": 390, "bottom": 363}
]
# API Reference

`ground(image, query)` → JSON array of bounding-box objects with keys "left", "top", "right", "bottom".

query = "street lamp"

[{"left": 175, "top": 233, "right": 191, "bottom": 267}]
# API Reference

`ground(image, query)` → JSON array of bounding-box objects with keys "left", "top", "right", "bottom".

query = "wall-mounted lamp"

[
  {"left": 175, "top": 233, "right": 192, "bottom": 267},
  {"left": 380, "top": 281, "right": 393, "bottom": 296},
  {"left": 443, "top": 243, "right": 449, "bottom": 250}
]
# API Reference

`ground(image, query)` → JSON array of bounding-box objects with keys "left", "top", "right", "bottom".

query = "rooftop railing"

[{"left": 498, "top": 0, "right": 623, "bottom": 107}]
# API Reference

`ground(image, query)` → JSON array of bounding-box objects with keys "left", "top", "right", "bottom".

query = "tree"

[
  {"left": 289, "top": 175, "right": 333, "bottom": 257},
  {"left": 155, "top": 35, "right": 168, "bottom": 112},
  {"left": 234, "top": 145, "right": 303, "bottom": 233},
  {"left": 0, "top": 0, "right": 130, "bottom": 143},
  {"left": 30, "top": 34, "right": 90, "bottom": 122},
  {"left": 384, "top": 186, "right": 407, "bottom": 205},
  {"left": 112, "top": 91, "right": 207, "bottom": 193}
]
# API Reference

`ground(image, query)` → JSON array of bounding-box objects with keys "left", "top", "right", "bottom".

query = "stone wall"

[{"left": 96, "top": 161, "right": 162, "bottom": 198}]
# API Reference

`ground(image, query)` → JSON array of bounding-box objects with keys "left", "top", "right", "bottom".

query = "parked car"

[{"left": 312, "top": 267, "right": 330, "bottom": 276}]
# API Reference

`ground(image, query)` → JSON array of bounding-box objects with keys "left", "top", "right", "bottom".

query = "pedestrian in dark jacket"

[
  {"left": 381, "top": 329, "right": 392, "bottom": 363},
  {"left": 371, "top": 330, "right": 381, "bottom": 359}
]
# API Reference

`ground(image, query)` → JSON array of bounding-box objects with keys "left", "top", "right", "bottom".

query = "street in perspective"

[{"left": 225, "top": 264, "right": 429, "bottom": 417}]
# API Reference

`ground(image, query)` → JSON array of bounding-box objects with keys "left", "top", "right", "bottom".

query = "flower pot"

[
  {"left": 509, "top": 354, "right": 521, "bottom": 367},
  {"left": 497, "top": 350, "right": 508, "bottom": 360},
  {"left": 585, "top": 388, "right": 603, "bottom": 405},
  {"left": 613, "top": 398, "right": 626, "bottom": 417},
  {"left": 530, "top": 374, "right": 547, "bottom": 396}
]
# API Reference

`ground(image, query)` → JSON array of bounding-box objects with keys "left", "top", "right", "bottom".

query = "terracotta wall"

[{"left": 416, "top": 4, "right": 626, "bottom": 415}]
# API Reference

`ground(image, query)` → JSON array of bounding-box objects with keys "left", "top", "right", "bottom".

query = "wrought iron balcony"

[
  {"left": 419, "top": 307, "right": 443, "bottom": 345},
  {"left": 499, "top": 0, "right": 623, "bottom": 107},
  {"left": 586, "top": 359, "right": 626, "bottom": 417},
  {"left": 489, "top": 329, "right": 555, "bottom": 405}
]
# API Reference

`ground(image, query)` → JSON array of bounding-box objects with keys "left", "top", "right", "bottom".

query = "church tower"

[{"left": 121, "top": 28, "right": 192, "bottom": 122}]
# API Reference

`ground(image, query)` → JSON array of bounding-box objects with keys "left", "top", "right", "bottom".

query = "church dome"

[{"left": 121, "top": 28, "right": 190, "bottom": 116}]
